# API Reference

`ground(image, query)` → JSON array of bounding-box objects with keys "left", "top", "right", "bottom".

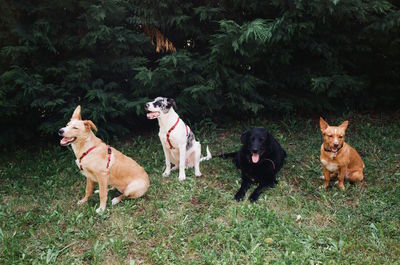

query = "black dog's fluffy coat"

[{"left": 219, "top": 128, "right": 286, "bottom": 202}]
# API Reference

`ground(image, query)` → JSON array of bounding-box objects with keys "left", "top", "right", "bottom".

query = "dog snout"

[
  {"left": 145, "top": 103, "right": 150, "bottom": 110},
  {"left": 251, "top": 148, "right": 258, "bottom": 153},
  {"left": 58, "top": 128, "right": 64, "bottom": 136},
  {"left": 333, "top": 143, "right": 339, "bottom": 148}
]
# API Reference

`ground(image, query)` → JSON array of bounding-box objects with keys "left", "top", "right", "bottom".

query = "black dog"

[{"left": 218, "top": 128, "right": 286, "bottom": 202}]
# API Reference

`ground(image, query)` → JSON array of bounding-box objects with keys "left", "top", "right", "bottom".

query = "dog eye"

[
  {"left": 339, "top": 135, "right": 343, "bottom": 138},
  {"left": 73, "top": 126, "right": 78, "bottom": 129},
  {"left": 328, "top": 135, "right": 332, "bottom": 138}
]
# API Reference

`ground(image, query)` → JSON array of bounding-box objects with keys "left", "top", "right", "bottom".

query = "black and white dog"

[
  {"left": 218, "top": 128, "right": 286, "bottom": 202},
  {"left": 145, "top": 97, "right": 211, "bottom": 181}
]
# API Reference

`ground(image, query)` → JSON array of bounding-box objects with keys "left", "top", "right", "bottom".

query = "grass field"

[{"left": 1, "top": 115, "right": 400, "bottom": 264}]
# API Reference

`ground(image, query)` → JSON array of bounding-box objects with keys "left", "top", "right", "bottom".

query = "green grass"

[{"left": 1, "top": 115, "right": 400, "bottom": 264}]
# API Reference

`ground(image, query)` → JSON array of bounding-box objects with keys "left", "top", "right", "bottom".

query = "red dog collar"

[
  {"left": 79, "top": 146, "right": 97, "bottom": 170},
  {"left": 106, "top": 145, "right": 112, "bottom": 169},
  {"left": 78, "top": 145, "right": 112, "bottom": 170},
  {"left": 166, "top": 117, "right": 189, "bottom": 149}
]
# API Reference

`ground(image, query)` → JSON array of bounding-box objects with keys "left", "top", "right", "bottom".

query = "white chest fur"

[
  {"left": 321, "top": 159, "right": 339, "bottom": 172},
  {"left": 75, "top": 159, "right": 97, "bottom": 182}
]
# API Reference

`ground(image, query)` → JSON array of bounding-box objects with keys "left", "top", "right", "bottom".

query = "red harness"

[
  {"left": 166, "top": 117, "right": 189, "bottom": 149},
  {"left": 78, "top": 145, "right": 112, "bottom": 171}
]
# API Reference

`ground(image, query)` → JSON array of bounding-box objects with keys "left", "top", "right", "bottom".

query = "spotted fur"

[
  {"left": 186, "top": 131, "right": 195, "bottom": 150},
  {"left": 145, "top": 97, "right": 211, "bottom": 181}
]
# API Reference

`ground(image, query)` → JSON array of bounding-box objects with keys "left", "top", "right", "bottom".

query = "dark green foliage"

[
  {"left": 1, "top": 0, "right": 399, "bottom": 145},
  {"left": 0, "top": 0, "right": 154, "bottom": 144}
]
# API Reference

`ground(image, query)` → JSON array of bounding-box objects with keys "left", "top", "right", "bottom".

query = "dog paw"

[
  {"left": 234, "top": 192, "right": 245, "bottom": 201},
  {"left": 111, "top": 197, "right": 120, "bottom": 206},
  {"left": 249, "top": 194, "right": 260, "bottom": 203},
  {"left": 77, "top": 199, "right": 87, "bottom": 205},
  {"left": 178, "top": 175, "right": 186, "bottom": 181},
  {"left": 96, "top": 207, "right": 105, "bottom": 214},
  {"left": 162, "top": 171, "right": 170, "bottom": 177},
  {"left": 319, "top": 175, "right": 325, "bottom": 180},
  {"left": 195, "top": 171, "right": 202, "bottom": 177}
]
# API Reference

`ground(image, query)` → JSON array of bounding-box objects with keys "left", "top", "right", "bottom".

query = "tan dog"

[
  {"left": 59, "top": 106, "right": 149, "bottom": 213},
  {"left": 319, "top": 117, "right": 364, "bottom": 190}
]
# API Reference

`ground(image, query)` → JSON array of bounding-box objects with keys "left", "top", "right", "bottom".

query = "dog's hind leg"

[
  {"left": 112, "top": 194, "right": 125, "bottom": 206},
  {"left": 346, "top": 170, "right": 364, "bottom": 183},
  {"left": 124, "top": 179, "right": 149, "bottom": 199},
  {"left": 94, "top": 186, "right": 115, "bottom": 194}
]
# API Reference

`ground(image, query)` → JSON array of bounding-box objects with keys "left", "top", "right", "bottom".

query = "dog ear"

[
  {"left": 319, "top": 117, "right": 328, "bottom": 132},
  {"left": 84, "top": 120, "right": 98, "bottom": 132},
  {"left": 71, "top": 105, "right": 82, "bottom": 120},
  {"left": 167, "top": 98, "right": 177, "bottom": 110},
  {"left": 240, "top": 130, "right": 250, "bottom": 144},
  {"left": 339, "top": 120, "right": 349, "bottom": 130},
  {"left": 261, "top": 130, "right": 273, "bottom": 154}
]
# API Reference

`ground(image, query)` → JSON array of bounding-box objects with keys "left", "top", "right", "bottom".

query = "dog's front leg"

[
  {"left": 235, "top": 176, "right": 251, "bottom": 201},
  {"left": 194, "top": 143, "right": 202, "bottom": 177},
  {"left": 322, "top": 167, "right": 331, "bottom": 189},
  {"left": 96, "top": 175, "right": 108, "bottom": 213},
  {"left": 337, "top": 167, "right": 346, "bottom": 191},
  {"left": 161, "top": 142, "right": 172, "bottom": 177},
  {"left": 178, "top": 144, "right": 187, "bottom": 181},
  {"left": 78, "top": 178, "right": 95, "bottom": 205},
  {"left": 249, "top": 184, "right": 265, "bottom": 202}
]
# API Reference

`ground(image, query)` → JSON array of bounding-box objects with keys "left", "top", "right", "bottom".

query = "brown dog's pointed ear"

[
  {"left": 320, "top": 117, "right": 329, "bottom": 132},
  {"left": 339, "top": 120, "right": 349, "bottom": 130},
  {"left": 71, "top": 105, "right": 82, "bottom": 120},
  {"left": 84, "top": 120, "right": 98, "bottom": 132}
]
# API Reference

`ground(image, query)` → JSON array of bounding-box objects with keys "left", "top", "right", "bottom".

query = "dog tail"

[
  {"left": 200, "top": 146, "right": 212, "bottom": 162},
  {"left": 214, "top": 152, "right": 237, "bottom": 159}
]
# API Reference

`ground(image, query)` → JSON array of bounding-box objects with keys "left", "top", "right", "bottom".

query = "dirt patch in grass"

[
  {"left": 70, "top": 240, "right": 91, "bottom": 256},
  {"left": 14, "top": 201, "right": 39, "bottom": 214},
  {"left": 101, "top": 255, "right": 121, "bottom": 265},
  {"left": 266, "top": 195, "right": 293, "bottom": 218},
  {"left": 2, "top": 195, "right": 14, "bottom": 204},
  {"left": 308, "top": 212, "right": 337, "bottom": 228}
]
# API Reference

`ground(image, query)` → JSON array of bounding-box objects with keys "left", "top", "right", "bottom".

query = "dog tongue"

[
  {"left": 252, "top": 153, "right": 260, "bottom": 163},
  {"left": 60, "top": 137, "right": 72, "bottom": 145},
  {"left": 146, "top": 112, "right": 158, "bottom": 119}
]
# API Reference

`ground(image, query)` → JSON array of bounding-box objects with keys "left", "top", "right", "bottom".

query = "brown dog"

[
  {"left": 319, "top": 117, "right": 364, "bottom": 190},
  {"left": 59, "top": 106, "right": 149, "bottom": 213}
]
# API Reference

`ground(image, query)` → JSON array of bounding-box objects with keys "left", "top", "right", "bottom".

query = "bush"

[{"left": 1, "top": 0, "right": 399, "bottom": 145}]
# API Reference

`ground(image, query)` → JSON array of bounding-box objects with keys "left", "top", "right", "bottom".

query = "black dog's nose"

[
  {"left": 58, "top": 129, "right": 64, "bottom": 136},
  {"left": 251, "top": 149, "right": 258, "bottom": 153},
  {"left": 333, "top": 143, "right": 339, "bottom": 148}
]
